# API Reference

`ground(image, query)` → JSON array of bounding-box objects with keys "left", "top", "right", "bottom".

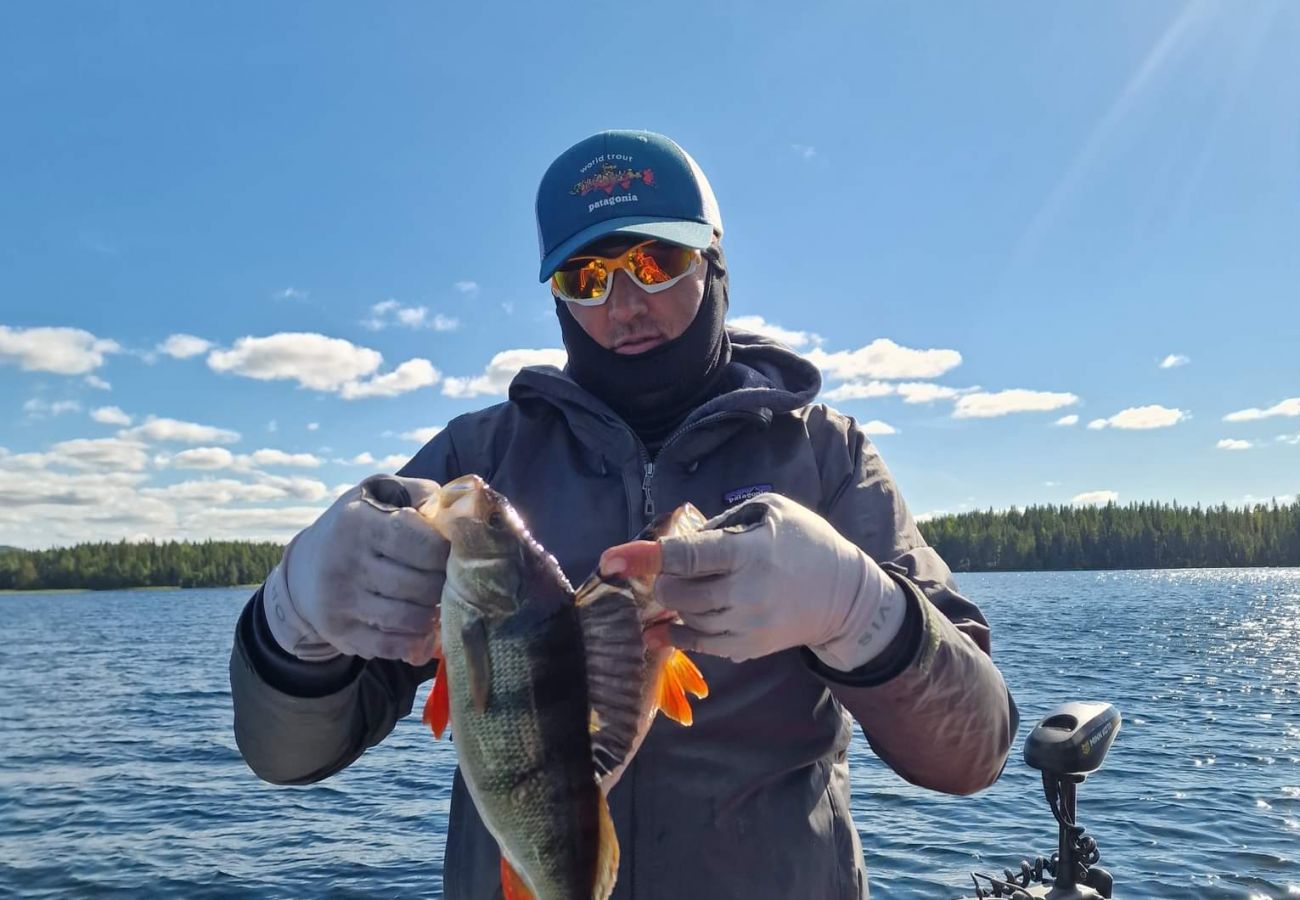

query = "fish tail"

[
  {"left": 594, "top": 792, "right": 619, "bottom": 900},
  {"left": 422, "top": 662, "right": 450, "bottom": 739},
  {"left": 657, "top": 649, "right": 709, "bottom": 726}
]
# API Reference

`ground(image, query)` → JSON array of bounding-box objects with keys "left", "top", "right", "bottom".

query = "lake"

[{"left": 0, "top": 569, "right": 1297, "bottom": 898}]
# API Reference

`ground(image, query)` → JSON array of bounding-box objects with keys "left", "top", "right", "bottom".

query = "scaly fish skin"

[
  {"left": 435, "top": 475, "right": 609, "bottom": 900},
  {"left": 426, "top": 476, "right": 706, "bottom": 900}
]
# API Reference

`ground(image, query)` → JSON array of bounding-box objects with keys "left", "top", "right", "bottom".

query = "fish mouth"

[{"left": 432, "top": 474, "right": 488, "bottom": 538}]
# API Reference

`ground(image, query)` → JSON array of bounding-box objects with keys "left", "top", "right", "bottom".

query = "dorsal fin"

[{"left": 575, "top": 571, "right": 645, "bottom": 780}]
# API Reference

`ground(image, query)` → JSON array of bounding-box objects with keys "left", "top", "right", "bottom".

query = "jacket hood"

[{"left": 508, "top": 327, "right": 822, "bottom": 456}]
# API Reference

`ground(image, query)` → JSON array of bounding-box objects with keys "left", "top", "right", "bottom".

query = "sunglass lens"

[
  {"left": 631, "top": 243, "right": 696, "bottom": 286},
  {"left": 553, "top": 260, "right": 607, "bottom": 301}
]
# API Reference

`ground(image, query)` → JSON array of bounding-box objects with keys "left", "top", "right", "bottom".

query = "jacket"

[{"left": 229, "top": 329, "right": 1018, "bottom": 899}]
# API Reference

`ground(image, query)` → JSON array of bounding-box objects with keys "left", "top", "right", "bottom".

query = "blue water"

[{"left": 0, "top": 569, "right": 1297, "bottom": 899}]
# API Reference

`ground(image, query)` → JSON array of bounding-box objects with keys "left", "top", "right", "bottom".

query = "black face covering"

[{"left": 556, "top": 244, "right": 732, "bottom": 449}]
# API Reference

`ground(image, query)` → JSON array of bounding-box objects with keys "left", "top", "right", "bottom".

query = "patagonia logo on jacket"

[{"left": 723, "top": 483, "right": 773, "bottom": 506}]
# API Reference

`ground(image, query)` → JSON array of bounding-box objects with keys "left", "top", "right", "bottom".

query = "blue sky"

[{"left": 2, "top": 1, "right": 1297, "bottom": 548}]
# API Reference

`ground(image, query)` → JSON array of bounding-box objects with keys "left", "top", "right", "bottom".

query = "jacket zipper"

[
  {"left": 635, "top": 410, "right": 766, "bottom": 523},
  {"left": 641, "top": 461, "right": 656, "bottom": 517}
]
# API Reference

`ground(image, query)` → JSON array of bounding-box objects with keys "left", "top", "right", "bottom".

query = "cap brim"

[{"left": 538, "top": 218, "right": 715, "bottom": 281}]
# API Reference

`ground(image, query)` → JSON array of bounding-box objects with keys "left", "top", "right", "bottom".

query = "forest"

[
  {"left": 920, "top": 499, "right": 1300, "bottom": 571},
  {"left": 0, "top": 540, "right": 283, "bottom": 591},
  {"left": 1, "top": 500, "right": 1297, "bottom": 590}
]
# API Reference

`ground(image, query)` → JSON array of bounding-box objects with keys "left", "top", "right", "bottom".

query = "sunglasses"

[{"left": 551, "top": 239, "right": 701, "bottom": 305}]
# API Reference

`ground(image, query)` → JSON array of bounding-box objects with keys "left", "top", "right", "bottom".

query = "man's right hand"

[{"left": 263, "top": 474, "right": 448, "bottom": 666}]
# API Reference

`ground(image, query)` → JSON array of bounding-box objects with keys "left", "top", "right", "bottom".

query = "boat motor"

[{"left": 963, "top": 701, "right": 1121, "bottom": 899}]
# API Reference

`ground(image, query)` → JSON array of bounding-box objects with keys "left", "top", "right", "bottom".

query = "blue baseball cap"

[{"left": 535, "top": 130, "right": 723, "bottom": 282}]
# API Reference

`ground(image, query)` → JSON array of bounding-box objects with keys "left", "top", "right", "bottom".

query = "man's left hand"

[{"left": 600, "top": 493, "right": 907, "bottom": 670}]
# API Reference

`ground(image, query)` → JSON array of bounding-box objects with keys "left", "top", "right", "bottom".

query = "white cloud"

[
  {"left": 1277, "top": 434, "right": 1300, "bottom": 446},
  {"left": 0, "top": 325, "right": 120, "bottom": 375},
  {"left": 364, "top": 299, "right": 459, "bottom": 332},
  {"left": 23, "top": 399, "right": 81, "bottom": 418},
  {"left": 0, "top": 446, "right": 335, "bottom": 546},
  {"left": 914, "top": 511, "right": 946, "bottom": 523},
  {"left": 207, "top": 332, "right": 382, "bottom": 391},
  {"left": 825, "top": 380, "right": 972, "bottom": 405},
  {"left": 307, "top": 422, "right": 319, "bottom": 431},
  {"left": 175, "top": 505, "right": 326, "bottom": 542},
  {"left": 1088, "top": 405, "right": 1187, "bottom": 430},
  {"left": 454, "top": 281, "right": 480, "bottom": 295},
  {"left": 806, "top": 338, "right": 961, "bottom": 381},
  {"left": 1159, "top": 354, "right": 1189, "bottom": 369},
  {"left": 122, "top": 416, "right": 241, "bottom": 445},
  {"left": 953, "top": 389, "right": 1078, "bottom": 419},
  {"left": 141, "top": 478, "right": 303, "bottom": 505},
  {"left": 168, "top": 447, "right": 236, "bottom": 470},
  {"left": 823, "top": 381, "right": 896, "bottom": 402},
  {"left": 84, "top": 375, "right": 111, "bottom": 390},
  {"left": 338, "top": 451, "right": 409, "bottom": 471},
  {"left": 47, "top": 437, "right": 150, "bottom": 472},
  {"left": 443, "top": 349, "right": 567, "bottom": 398},
  {"left": 0, "top": 467, "right": 148, "bottom": 509},
  {"left": 860, "top": 420, "right": 897, "bottom": 435},
  {"left": 728, "top": 316, "right": 822, "bottom": 349},
  {"left": 247, "top": 449, "right": 323, "bottom": 468},
  {"left": 401, "top": 426, "right": 443, "bottom": 444},
  {"left": 1073, "top": 490, "right": 1119, "bottom": 506},
  {"left": 1216, "top": 439, "right": 1253, "bottom": 451},
  {"left": 91, "top": 406, "right": 133, "bottom": 426},
  {"left": 249, "top": 473, "right": 330, "bottom": 501},
  {"left": 373, "top": 453, "right": 410, "bottom": 472},
  {"left": 339, "top": 358, "right": 441, "bottom": 400},
  {"left": 157, "top": 333, "right": 213, "bottom": 359},
  {"left": 1054, "top": 414, "right": 1080, "bottom": 426},
  {"left": 1223, "top": 398, "right": 1300, "bottom": 423},
  {"left": 895, "top": 383, "right": 966, "bottom": 404},
  {"left": 273, "top": 287, "right": 308, "bottom": 301}
]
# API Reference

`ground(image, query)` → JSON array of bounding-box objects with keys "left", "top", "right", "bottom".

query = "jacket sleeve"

[
  {"left": 228, "top": 427, "right": 464, "bottom": 785},
  {"left": 803, "top": 407, "right": 1019, "bottom": 796}
]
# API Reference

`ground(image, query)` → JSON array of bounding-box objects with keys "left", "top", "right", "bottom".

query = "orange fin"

[
  {"left": 594, "top": 792, "right": 620, "bottom": 900},
  {"left": 500, "top": 857, "right": 535, "bottom": 900},
  {"left": 422, "top": 662, "right": 450, "bottom": 739},
  {"left": 657, "top": 649, "right": 709, "bottom": 726}
]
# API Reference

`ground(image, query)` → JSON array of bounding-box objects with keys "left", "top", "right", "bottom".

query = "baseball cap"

[{"left": 535, "top": 130, "right": 723, "bottom": 282}]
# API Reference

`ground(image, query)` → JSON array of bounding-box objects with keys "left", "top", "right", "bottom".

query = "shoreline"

[{"left": 3, "top": 568, "right": 1298, "bottom": 595}]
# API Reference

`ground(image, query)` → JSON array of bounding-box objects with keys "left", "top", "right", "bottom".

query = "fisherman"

[{"left": 230, "top": 130, "right": 1019, "bottom": 899}]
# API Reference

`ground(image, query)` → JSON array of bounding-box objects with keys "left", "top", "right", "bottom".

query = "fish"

[{"left": 420, "top": 474, "right": 708, "bottom": 900}]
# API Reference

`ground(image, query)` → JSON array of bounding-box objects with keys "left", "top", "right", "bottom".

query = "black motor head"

[{"left": 1024, "top": 701, "right": 1121, "bottom": 776}]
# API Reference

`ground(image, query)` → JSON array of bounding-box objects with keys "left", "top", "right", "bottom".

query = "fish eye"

[{"left": 487, "top": 510, "right": 506, "bottom": 531}]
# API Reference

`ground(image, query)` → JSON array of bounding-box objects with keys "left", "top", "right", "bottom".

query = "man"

[{"left": 230, "top": 130, "right": 1018, "bottom": 899}]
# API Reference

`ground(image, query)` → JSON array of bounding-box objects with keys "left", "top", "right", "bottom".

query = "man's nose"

[{"left": 605, "top": 270, "right": 648, "bottom": 322}]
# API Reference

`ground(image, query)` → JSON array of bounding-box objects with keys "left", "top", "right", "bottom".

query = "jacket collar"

[{"left": 508, "top": 328, "right": 822, "bottom": 461}]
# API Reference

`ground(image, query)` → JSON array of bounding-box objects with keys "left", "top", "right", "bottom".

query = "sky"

[{"left": 1, "top": 1, "right": 1298, "bottom": 549}]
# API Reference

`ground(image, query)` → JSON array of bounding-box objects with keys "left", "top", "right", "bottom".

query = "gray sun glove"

[
  {"left": 263, "top": 474, "right": 447, "bottom": 665},
  {"left": 656, "top": 493, "right": 907, "bottom": 670}
]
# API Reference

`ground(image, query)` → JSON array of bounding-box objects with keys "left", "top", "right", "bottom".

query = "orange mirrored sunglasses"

[{"left": 551, "top": 240, "right": 701, "bottom": 305}]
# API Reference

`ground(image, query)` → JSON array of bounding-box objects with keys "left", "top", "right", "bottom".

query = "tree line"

[
  {"left": 0, "top": 540, "right": 283, "bottom": 591},
  {"left": 919, "top": 500, "right": 1300, "bottom": 572},
  {"left": 0, "top": 500, "right": 1297, "bottom": 590}
]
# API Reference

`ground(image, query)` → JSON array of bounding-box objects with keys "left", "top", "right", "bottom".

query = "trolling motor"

[{"left": 965, "top": 701, "right": 1121, "bottom": 899}]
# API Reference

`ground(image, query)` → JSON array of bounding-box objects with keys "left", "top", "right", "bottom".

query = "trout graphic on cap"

[{"left": 535, "top": 130, "right": 723, "bottom": 281}]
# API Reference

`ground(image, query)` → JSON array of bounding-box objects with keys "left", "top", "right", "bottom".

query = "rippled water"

[{"left": 0, "top": 569, "right": 1297, "bottom": 898}]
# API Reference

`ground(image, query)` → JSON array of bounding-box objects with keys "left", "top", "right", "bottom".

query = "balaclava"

[{"left": 556, "top": 245, "right": 731, "bottom": 448}]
